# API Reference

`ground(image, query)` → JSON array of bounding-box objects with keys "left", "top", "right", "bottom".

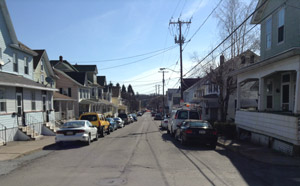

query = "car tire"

[
  {"left": 167, "top": 129, "right": 170, "bottom": 134},
  {"left": 95, "top": 132, "right": 99, "bottom": 141},
  {"left": 86, "top": 135, "right": 91, "bottom": 146},
  {"left": 107, "top": 127, "right": 110, "bottom": 135},
  {"left": 99, "top": 127, "right": 104, "bottom": 137}
]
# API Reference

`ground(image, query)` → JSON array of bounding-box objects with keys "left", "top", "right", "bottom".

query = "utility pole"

[
  {"left": 169, "top": 18, "right": 191, "bottom": 102},
  {"left": 159, "top": 68, "right": 169, "bottom": 116}
]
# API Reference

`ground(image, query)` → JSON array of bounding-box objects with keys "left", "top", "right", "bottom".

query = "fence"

[{"left": 0, "top": 123, "right": 7, "bottom": 145}]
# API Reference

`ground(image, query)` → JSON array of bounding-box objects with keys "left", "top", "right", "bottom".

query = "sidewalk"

[
  {"left": 0, "top": 136, "right": 55, "bottom": 161},
  {"left": 218, "top": 136, "right": 300, "bottom": 166}
]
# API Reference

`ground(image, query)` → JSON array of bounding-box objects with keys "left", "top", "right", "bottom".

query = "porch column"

[
  {"left": 66, "top": 102, "right": 69, "bottom": 119},
  {"left": 236, "top": 82, "right": 241, "bottom": 110},
  {"left": 72, "top": 101, "right": 75, "bottom": 119},
  {"left": 294, "top": 71, "right": 300, "bottom": 113},
  {"left": 258, "top": 77, "right": 265, "bottom": 111},
  {"left": 59, "top": 101, "right": 62, "bottom": 120}
]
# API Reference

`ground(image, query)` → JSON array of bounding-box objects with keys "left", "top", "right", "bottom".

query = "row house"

[
  {"left": 184, "top": 50, "right": 259, "bottom": 122},
  {"left": 111, "top": 85, "right": 127, "bottom": 115},
  {"left": 233, "top": 0, "right": 300, "bottom": 155},
  {"left": 0, "top": 0, "right": 57, "bottom": 143},
  {"left": 97, "top": 76, "right": 115, "bottom": 116}
]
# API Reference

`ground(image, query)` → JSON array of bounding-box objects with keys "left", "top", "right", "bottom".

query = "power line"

[
  {"left": 100, "top": 46, "right": 177, "bottom": 70},
  {"left": 71, "top": 45, "right": 176, "bottom": 63},
  {"left": 183, "top": 0, "right": 270, "bottom": 77}
]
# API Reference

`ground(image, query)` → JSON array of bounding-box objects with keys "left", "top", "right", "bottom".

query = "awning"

[{"left": 53, "top": 92, "right": 76, "bottom": 101}]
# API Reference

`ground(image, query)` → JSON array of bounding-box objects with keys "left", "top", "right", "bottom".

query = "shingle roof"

[
  {"left": 65, "top": 72, "right": 86, "bottom": 86},
  {"left": 182, "top": 78, "right": 201, "bottom": 92},
  {"left": 97, "top": 76, "right": 106, "bottom": 86},
  {"left": 33, "top": 50, "right": 45, "bottom": 69},
  {"left": 73, "top": 65, "right": 97, "bottom": 72},
  {"left": 0, "top": 72, "right": 56, "bottom": 91},
  {"left": 53, "top": 92, "right": 75, "bottom": 101},
  {"left": 112, "top": 86, "right": 120, "bottom": 97}
]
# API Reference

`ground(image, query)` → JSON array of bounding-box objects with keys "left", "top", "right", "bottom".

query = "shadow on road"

[{"left": 43, "top": 142, "right": 87, "bottom": 151}]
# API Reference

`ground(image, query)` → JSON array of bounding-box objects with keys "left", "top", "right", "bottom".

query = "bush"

[{"left": 213, "top": 121, "right": 236, "bottom": 139}]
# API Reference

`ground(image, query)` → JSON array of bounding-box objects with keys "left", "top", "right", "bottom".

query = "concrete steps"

[
  {"left": 18, "top": 126, "right": 43, "bottom": 141},
  {"left": 44, "top": 122, "right": 58, "bottom": 133}
]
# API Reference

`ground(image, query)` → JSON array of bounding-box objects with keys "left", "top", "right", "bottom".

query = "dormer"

[{"left": 251, "top": 0, "right": 300, "bottom": 61}]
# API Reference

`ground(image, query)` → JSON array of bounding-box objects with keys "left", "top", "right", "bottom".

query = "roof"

[
  {"left": 112, "top": 86, "right": 120, "bottom": 97},
  {"left": 33, "top": 50, "right": 45, "bottom": 69},
  {"left": 182, "top": 78, "right": 201, "bottom": 92},
  {"left": 251, "top": 0, "right": 268, "bottom": 24},
  {"left": 73, "top": 65, "right": 97, "bottom": 73},
  {"left": 50, "top": 60, "right": 78, "bottom": 72},
  {"left": 65, "top": 72, "right": 87, "bottom": 86},
  {"left": 97, "top": 76, "right": 106, "bottom": 86},
  {"left": 0, "top": 72, "right": 57, "bottom": 91},
  {"left": 53, "top": 92, "right": 75, "bottom": 101}
]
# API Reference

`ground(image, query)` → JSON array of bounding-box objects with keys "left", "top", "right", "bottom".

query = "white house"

[
  {"left": 233, "top": 0, "right": 300, "bottom": 155},
  {"left": 0, "top": 0, "right": 57, "bottom": 143}
]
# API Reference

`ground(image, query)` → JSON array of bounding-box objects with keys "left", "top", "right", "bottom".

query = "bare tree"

[{"left": 215, "top": 0, "right": 259, "bottom": 58}]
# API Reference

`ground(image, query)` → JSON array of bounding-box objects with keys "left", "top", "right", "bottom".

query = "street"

[{"left": 0, "top": 113, "right": 300, "bottom": 186}]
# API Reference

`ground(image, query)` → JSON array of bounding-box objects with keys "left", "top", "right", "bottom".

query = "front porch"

[{"left": 235, "top": 49, "right": 300, "bottom": 155}]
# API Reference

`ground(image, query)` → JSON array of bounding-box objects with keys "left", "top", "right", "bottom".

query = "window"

[
  {"left": 31, "top": 91, "right": 36, "bottom": 110},
  {"left": 267, "top": 96, "right": 273, "bottom": 109},
  {"left": 241, "top": 56, "right": 245, "bottom": 64},
  {"left": 40, "top": 59, "right": 44, "bottom": 72},
  {"left": 59, "top": 88, "right": 63, "bottom": 94},
  {"left": 0, "top": 89, "right": 6, "bottom": 112},
  {"left": 92, "top": 88, "right": 95, "bottom": 97},
  {"left": 282, "top": 74, "right": 290, "bottom": 83},
  {"left": 80, "top": 89, "right": 83, "bottom": 98},
  {"left": 68, "top": 88, "right": 72, "bottom": 97},
  {"left": 24, "top": 57, "right": 29, "bottom": 74},
  {"left": 177, "top": 111, "right": 188, "bottom": 119},
  {"left": 250, "top": 55, "right": 255, "bottom": 64},
  {"left": 266, "top": 17, "right": 272, "bottom": 49},
  {"left": 41, "top": 74, "right": 44, "bottom": 84},
  {"left": 278, "top": 8, "right": 285, "bottom": 43},
  {"left": 13, "top": 53, "right": 18, "bottom": 72},
  {"left": 267, "top": 80, "right": 273, "bottom": 94}
]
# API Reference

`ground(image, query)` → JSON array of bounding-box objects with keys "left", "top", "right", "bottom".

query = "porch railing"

[
  {"left": 25, "top": 114, "right": 43, "bottom": 138},
  {"left": 0, "top": 123, "right": 7, "bottom": 145}
]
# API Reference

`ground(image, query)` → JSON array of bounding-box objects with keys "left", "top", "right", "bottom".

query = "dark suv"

[{"left": 118, "top": 113, "right": 129, "bottom": 125}]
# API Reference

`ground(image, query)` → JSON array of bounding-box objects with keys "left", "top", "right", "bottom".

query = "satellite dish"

[{"left": 45, "top": 77, "right": 54, "bottom": 84}]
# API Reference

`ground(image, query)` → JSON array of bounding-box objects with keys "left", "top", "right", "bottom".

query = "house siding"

[{"left": 260, "top": 0, "right": 300, "bottom": 60}]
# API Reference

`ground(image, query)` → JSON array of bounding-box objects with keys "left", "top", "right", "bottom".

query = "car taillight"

[
  {"left": 212, "top": 131, "right": 217, "bottom": 135},
  {"left": 56, "top": 131, "right": 64, "bottom": 134},
  {"left": 185, "top": 129, "right": 193, "bottom": 134}
]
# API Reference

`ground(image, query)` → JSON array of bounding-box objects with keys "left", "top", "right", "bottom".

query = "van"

[
  {"left": 79, "top": 112, "right": 110, "bottom": 137},
  {"left": 167, "top": 109, "right": 200, "bottom": 137}
]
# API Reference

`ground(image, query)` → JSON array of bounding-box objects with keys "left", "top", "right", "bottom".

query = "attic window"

[
  {"left": 241, "top": 56, "right": 246, "bottom": 64},
  {"left": 250, "top": 55, "right": 255, "bottom": 63}
]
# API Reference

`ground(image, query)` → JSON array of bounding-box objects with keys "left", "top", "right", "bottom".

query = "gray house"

[{"left": 233, "top": 0, "right": 300, "bottom": 155}]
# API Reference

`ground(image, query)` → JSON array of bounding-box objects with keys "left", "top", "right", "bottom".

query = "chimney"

[
  {"left": 59, "top": 56, "right": 63, "bottom": 62},
  {"left": 220, "top": 55, "right": 224, "bottom": 66}
]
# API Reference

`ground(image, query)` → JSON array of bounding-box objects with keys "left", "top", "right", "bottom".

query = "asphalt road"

[{"left": 0, "top": 113, "right": 300, "bottom": 186}]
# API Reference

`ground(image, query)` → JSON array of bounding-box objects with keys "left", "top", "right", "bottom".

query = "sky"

[{"left": 5, "top": 0, "right": 243, "bottom": 95}]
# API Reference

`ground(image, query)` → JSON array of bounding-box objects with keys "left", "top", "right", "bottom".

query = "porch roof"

[
  {"left": 0, "top": 72, "right": 58, "bottom": 91},
  {"left": 53, "top": 92, "right": 76, "bottom": 101},
  {"left": 230, "top": 48, "right": 300, "bottom": 76}
]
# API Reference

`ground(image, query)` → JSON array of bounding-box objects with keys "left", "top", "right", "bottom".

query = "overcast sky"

[{"left": 6, "top": 0, "right": 239, "bottom": 94}]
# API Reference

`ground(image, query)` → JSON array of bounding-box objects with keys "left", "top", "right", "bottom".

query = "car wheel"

[
  {"left": 86, "top": 135, "right": 91, "bottom": 146},
  {"left": 99, "top": 127, "right": 104, "bottom": 137},
  {"left": 181, "top": 135, "right": 187, "bottom": 146},
  {"left": 95, "top": 132, "right": 99, "bottom": 141},
  {"left": 167, "top": 129, "right": 170, "bottom": 134},
  {"left": 107, "top": 127, "right": 110, "bottom": 135}
]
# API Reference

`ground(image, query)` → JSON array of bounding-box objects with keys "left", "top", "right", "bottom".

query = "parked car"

[
  {"left": 131, "top": 113, "right": 138, "bottom": 121},
  {"left": 106, "top": 118, "right": 118, "bottom": 132},
  {"left": 114, "top": 117, "right": 124, "bottom": 128},
  {"left": 167, "top": 109, "right": 200, "bottom": 137},
  {"left": 151, "top": 111, "right": 156, "bottom": 117},
  {"left": 175, "top": 120, "right": 217, "bottom": 148},
  {"left": 128, "top": 114, "right": 134, "bottom": 123},
  {"left": 79, "top": 112, "right": 110, "bottom": 137},
  {"left": 55, "top": 120, "right": 98, "bottom": 146},
  {"left": 154, "top": 113, "right": 163, "bottom": 120},
  {"left": 161, "top": 117, "right": 169, "bottom": 129},
  {"left": 137, "top": 112, "right": 143, "bottom": 116},
  {"left": 118, "top": 113, "right": 129, "bottom": 125}
]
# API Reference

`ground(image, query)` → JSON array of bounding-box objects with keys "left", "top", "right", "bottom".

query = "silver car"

[
  {"left": 55, "top": 120, "right": 98, "bottom": 145},
  {"left": 114, "top": 117, "right": 124, "bottom": 128}
]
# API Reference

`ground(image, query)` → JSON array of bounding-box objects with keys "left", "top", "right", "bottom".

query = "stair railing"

[{"left": 0, "top": 123, "right": 7, "bottom": 145}]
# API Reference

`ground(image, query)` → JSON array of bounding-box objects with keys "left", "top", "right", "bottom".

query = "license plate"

[
  {"left": 66, "top": 131, "right": 73, "bottom": 135},
  {"left": 199, "top": 130, "right": 206, "bottom": 134}
]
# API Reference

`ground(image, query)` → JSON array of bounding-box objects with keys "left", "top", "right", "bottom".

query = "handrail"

[{"left": 0, "top": 123, "right": 7, "bottom": 145}]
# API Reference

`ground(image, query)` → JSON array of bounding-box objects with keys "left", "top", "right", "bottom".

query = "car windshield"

[
  {"left": 178, "top": 111, "right": 188, "bottom": 119},
  {"left": 114, "top": 118, "right": 120, "bottom": 121},
  {"left": 187, "top": 122, "right": 211, "bottom": 128},
  {"left": 62, "top": 121, "right": 85, "bottom": 128},
  {"left": 80, "top": 115, "right": 97, "bottom": 121}
]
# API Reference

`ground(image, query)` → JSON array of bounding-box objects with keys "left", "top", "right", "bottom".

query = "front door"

[
  {"left": 42, "top": 95, "right": 48, "bottom": 122},
  {"left": 16, "top": 93, "right": 23, "bottom": 126},
  {"left": 281, "top": 73, "right": 290, "bottom": 111}
]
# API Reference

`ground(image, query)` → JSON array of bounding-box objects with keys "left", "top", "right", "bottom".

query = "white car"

[
  {"left": 161, "top": 118, "right": 169, "bottom": 129},
  {"left": 114, "top": 117, "right": 124, "bottom": 128},
  {"left": 55, "top": 120, "right": 98, "bottom": 145}
]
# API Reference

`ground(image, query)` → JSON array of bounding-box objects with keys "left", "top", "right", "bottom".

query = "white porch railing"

[
  {"left": 235, "top": 110, "right": 300, "bottom": 145},
  {"left": 55, "top": 112, "right": 61, "bottom": 121},
  {"left": 67, "top": 110, "right": 74, "bottom": 119}
]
